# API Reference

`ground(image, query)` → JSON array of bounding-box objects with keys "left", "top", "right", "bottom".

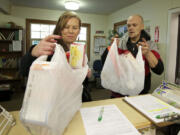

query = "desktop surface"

[{"left": 9, "top": 98, "right": 152, "bottom": 135}]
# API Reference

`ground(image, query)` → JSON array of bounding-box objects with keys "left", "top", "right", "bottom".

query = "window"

[
  {"left": 77, "top": 27, "right": 87, "bottom": 41},
  {"left": 26, "top": 19, "right": 57, "bottom": 52},
  {"left": 77, "top": 24, "right": 91, "bottom": 59},
  {"left": 26, "top": 19, "right": 91, "bottom": 60},
  {"left": 31, "top": 24, "right": 56, "bottom": 45}
]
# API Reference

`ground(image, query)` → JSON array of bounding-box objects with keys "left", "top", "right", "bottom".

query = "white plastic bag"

[
  {"left": 101, "top": 39, "right": 145, "bottom": 96},
  {"left": 20, "top": 43, "right": 88, "bottom": 135}
]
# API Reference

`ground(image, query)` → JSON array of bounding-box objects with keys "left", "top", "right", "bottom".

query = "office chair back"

[{"left": 93, "top": 60, "right": 102, "bottom": 78}]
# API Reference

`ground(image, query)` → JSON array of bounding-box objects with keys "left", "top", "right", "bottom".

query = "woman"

[{"left": 20, "top": 11, "right": 91, "bottom": 102}]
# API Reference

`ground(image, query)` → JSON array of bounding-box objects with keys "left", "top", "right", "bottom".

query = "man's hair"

[{"left": 128, "top": 14, "right": 144, "bottom": 24}]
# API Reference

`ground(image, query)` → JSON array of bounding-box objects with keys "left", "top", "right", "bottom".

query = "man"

[{"left": 102, "top": 15, "right": 164, "bottom": 98}]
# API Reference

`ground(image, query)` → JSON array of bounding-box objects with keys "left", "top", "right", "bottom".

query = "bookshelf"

[{"left": 0, "top": 27, "right": 24, "bottom": 100}]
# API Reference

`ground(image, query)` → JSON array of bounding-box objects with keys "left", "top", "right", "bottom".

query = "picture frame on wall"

[{"left": 114, "top": 20, "right": 127, "bottom": 38}]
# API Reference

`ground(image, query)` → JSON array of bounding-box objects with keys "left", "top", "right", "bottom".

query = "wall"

[
  {"left": 107, "top": 0, "right": 180, "bottom": 91},
  {"left": 0, "top": 0, "right": 11, "bottom": 14},
  {"left": 0, "top": 5, "right": 108, "bottom": 67}
]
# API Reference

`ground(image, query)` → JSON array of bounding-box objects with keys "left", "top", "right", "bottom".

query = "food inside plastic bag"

[
  {"left": 20, "top": 43, "right": 88, "bottom": 135},
  {"left": 101, "top": 39, "right": 145, "bottom": 96},
  {"left": 69, "top": 42, "right": 86, "bottom": 68}
]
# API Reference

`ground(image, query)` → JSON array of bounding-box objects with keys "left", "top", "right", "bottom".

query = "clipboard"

[{"left": 124, "top": 94, "right": 180, "bottom": 126}]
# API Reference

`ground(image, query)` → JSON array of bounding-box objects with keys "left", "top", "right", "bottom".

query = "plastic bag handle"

[
  {"left": 136, "top": 46, "right": 143, "bottom": 64},
  {"left": 51, "top": 43, "right": 66, "bottom": 62},
  {"left": 35, "top": 55, "right": 48, "bottom": 62},
  {"left": 34, "top": 43, "right": 64, "bottom": 62}
]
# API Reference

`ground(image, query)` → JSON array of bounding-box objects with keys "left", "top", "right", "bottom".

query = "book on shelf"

[
  {"left": 14, "top": 30, "right": 22, "bottom": 40},
  {"left": 0, "top": 57, "right": 18, "bottom": 68},
  {"left": 0, "top": 57, "right": 2, "bottom": 68},
  {"left": 0, "top": 29, "right": 23, "bottom": 41},
  {"left": 7, "top": 32, "right": 15, "bottom": 40},
  {"left": 0, "top": 32, "right": 6, "bottom": 40},
  {"left": 18, "top": 30, "right": 22, "bottom": 40},
  {"left": 0, "top": 84, "right": 10, "bottom": 91},
  {"left": 0, "top": 73, "right": 14, "bottom": 80}
]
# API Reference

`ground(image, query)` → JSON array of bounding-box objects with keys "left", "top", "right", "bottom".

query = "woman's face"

[{"left": 61, "top": 18, "right": 80, "bottom": 47}]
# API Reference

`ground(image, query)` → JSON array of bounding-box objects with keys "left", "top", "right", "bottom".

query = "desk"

[{"left": 8, "top": 98, "right": 154, "bottom": 135}]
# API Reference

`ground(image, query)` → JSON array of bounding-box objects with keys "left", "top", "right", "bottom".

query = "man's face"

[{"left": 127, "top": 16, "right": 144, "bottom": 40}]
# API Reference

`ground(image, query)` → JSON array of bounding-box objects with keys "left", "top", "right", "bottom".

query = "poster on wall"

[
  {"left": 114, "top": 20, "right": 127, "bottom": 38},
  {"left": 116, "top": 24, "right": 127, "bottom": 37},
  {"left": 94, "top": 36, "right": 106, "bottom": 53},
  {"left": 154, "top": 26, "right": 159, "bottom": 43}
]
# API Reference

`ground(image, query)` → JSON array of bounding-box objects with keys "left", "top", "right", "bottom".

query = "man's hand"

[
  {"left": 137, "top": 38, "right": 158, "bottom": 68},
  {"left": 31, "top": 35, "right": 61, "bottom": 57},
  {"left": 87, "top": 68, "right": 92, "bottom": 78},
  {"left": 137, "top": 38, "right": 150, "bottom": 56}
]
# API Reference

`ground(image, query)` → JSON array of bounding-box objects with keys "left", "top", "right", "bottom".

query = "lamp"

[{"left": 65, "top": 1, "right": 79, "bottom": 10}]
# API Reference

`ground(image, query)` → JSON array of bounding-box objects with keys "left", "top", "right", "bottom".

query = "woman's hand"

[
  {"left": 87, "top": 68, "right": 92, "bottom": 78},
  {"left": 31, "top": 35, "right": 61, "bottom": 57}
]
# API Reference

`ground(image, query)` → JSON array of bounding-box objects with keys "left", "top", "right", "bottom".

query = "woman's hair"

[{"left": 53, "top": 11, "right": 81, "bottom": 51}]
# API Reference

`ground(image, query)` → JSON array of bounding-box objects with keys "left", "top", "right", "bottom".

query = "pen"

[
  {"left": 156, "top": 112, "right": 176, "bottom": 119},
  {"left": 98, "top": 107, "right": 104, "bottom": 122}
]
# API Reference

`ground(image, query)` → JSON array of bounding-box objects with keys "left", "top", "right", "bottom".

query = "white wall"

[
  {"left": 107, "top": 0, "right": 180, "bottom": 91},
  {"left": 0, "top": 5, "right": 108, "bottom": 67},
  {"left": 0, "top": 0, "right": 11, "bottom": 14}
]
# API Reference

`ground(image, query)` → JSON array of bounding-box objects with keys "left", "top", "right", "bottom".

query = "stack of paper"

[
  {"left": 153, "top": 82, "right": 180, "bottom": 109},
  {"left": 80, "top": 104, "right": 140, "bottom": 135},
  {"left": 124, "top": 95, "right": 180, "bottom": 123}
]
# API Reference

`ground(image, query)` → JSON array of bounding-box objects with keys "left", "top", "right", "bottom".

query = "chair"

[{"left": 93, "top": 60, "right": 103, "bottom": 88}]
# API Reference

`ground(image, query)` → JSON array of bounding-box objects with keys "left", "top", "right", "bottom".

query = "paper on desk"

[
  {"left": 80, "top": 104, "right": 140, "bottom": 135},
  {"left": 124, "top": 95, "right": 180, "bottom": 123}
]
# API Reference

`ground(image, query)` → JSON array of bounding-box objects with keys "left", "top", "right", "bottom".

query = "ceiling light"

[{"left": 65, "top": 1, "right": 79, "bottom": 10}]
